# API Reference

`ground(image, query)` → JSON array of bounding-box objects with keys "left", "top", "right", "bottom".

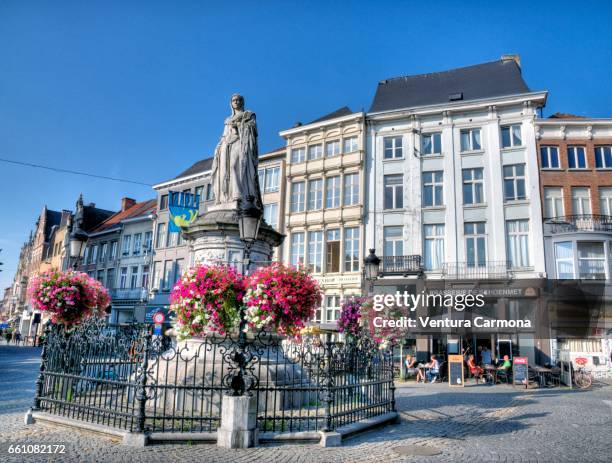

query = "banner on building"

[{"left": 168, "top": 190, "right": 200, "bottom": 232}]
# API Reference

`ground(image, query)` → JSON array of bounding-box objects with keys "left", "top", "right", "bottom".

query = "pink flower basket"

[
  {"left": 243, "top": 263, "right": 322, "bottom": 336},
  {"left": 28, "top": 270, "right": 110, "bottom": 326}
]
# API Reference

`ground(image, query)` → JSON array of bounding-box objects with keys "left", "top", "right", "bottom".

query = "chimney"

[
  {"left": 121, "top": 197, "right": 136, "bottom": 211},
  {"left": 501, "top": 54, "right": 521, "bottom": 68}
]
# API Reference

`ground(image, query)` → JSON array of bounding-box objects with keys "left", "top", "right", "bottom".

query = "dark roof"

[
  {"left": 174, "top": 157, "right": 214, "bottom": 180},
  {"left": 44, "top": 210, "right": 62, "bottom": 241},
  {"left": 369, "top": 59, "right": 531, "bottom": 113},
  {"left": 308, "top": 106, "right": 354, "bottom": 125},
  {"left": 548, "top": 112, "right": 588, "bottom": 120},
  {"left": 82, "top": 205, "right": 115, "bottom": 233},
  {"left": 91, "top": 199, "right": 156, "bottom": 234}
]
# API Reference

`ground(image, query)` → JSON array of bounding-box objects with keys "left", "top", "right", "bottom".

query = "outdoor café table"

[
  {"left": 483, "top": 364, "right": 498, "bottom": 384},
  {"left": 531, "top": 365, "right": 556, "bottom": 388}
]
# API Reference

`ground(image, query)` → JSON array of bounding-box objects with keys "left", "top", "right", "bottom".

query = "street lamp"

[
  {"left": 364, "top": 248, "right": 381, "bottom": 296},
  {"left": 238, "top": 195, "right": 262, "bottom": 274},
  {"left": 69, "top": 226, "right": 88, "bottom": 270}
]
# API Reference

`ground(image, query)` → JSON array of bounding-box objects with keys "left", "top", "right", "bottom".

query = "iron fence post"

[
  {"left": 135, "top": 327, "right": 151, "bottom": 433},
  {"left": 33, "top": 321, "right": 52, "bottom": 410},
  {"left": 389, "top": 343, "right": 396, "bottom": 412},
  {"left": 322, "top": 333, "right": 334, "bottom": 432}
]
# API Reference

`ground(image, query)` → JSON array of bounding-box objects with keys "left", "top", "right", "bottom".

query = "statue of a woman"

[{"left": 211, "top": 94, "right": 262, "bottom": 210}]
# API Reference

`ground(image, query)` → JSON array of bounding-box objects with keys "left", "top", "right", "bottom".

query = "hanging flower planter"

[
  {"left": 338, "top": 297, "right": 365, "bottom": 342},
  {"left": 28, "top": 270, "right": 110, "bottom": 327},
  {"left": 170, "top": 264, "right": 244, "bottom": 339},
  {"left": 243, "top": 263, "right": 322, "bottom": 337}
]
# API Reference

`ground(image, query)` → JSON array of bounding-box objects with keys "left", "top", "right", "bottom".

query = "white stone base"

[{"left": 217, "top": 395, "right": 258, "bottom": 449}]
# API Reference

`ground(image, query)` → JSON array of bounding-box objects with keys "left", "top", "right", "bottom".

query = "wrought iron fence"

[
  {"left": 442, "top": 261, "right": 510, "bottom": 279},
  {"left": 547, "top": 214, "right": 612, "bottom": 233},
  {"left": 381, "top": 255, "right": 423, "bottom": 275},
  {"left": 33, "top": 318, "right": 395, "bottom": 435}
]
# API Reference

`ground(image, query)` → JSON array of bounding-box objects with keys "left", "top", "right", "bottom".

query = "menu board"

[
  {"left": 513, "top": 356, "right": 528, "bottom": 388},
  {"left": 448, "top": 354, "right": 464, "bottom": 387}
]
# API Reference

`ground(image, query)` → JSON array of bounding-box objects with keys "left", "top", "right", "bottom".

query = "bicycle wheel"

[{"left": 574, "top": 372, "right": 592, "bottom": 389}]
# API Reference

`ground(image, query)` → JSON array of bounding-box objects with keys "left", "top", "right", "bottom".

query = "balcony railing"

[
  {"left": 548, "top": 215, "right": 612, "bottom": 234},
  {"left": 109, "top": 288, "right": 147, "bottom": 301},
  {"left": 381, "top": 255, "right": 423, "bottom": 275},
  {"left": 442, "top": 261, "right": 510, "bottom": 280}
]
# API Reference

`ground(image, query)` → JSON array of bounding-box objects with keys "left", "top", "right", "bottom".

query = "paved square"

[{"left": 1, "top": 345, "right": 610, "bottom": 462}]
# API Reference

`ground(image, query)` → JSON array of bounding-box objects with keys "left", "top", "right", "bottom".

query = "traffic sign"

[{"left": 152, "top": 311, "right": 165, "bottom": 324}]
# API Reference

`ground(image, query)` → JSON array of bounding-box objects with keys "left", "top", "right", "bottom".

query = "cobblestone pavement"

[{"left": 1, "top": 345, "right": 611, "bottom": 462}]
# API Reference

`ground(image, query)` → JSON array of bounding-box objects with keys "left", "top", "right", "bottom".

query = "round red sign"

[{"left": 152, "top": 312, "right": 165, "bottom": 324}]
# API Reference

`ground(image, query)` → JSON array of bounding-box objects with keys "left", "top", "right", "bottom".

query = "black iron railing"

[
  {"left": 442, "top": 261, "right": 510, "bottom": 280},
  {"left": 381, "top": 255, "right": 423, "bottom": 275},
  {"left": 547, "top": 214, "right": 612, "bottom": 234},
  {"left": 32, "top": 318, "right": 395, "bottom": 435}
]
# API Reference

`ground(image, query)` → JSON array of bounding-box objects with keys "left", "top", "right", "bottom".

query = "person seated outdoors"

[
  {"left": 496, "top": 355, "right": 512, "bottom": 383},
  {"left": 424, "top": 355, "right": 440, "bottom": 383},
  {"left": 405, "top": 354, "right": 417, "bottom": 379},
  {"left": 467, "top": 354, "right": 484, "bottom": 382}
]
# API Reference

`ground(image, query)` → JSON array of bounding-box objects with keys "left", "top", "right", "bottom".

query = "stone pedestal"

[
  {"left": 183, "top": 207, "right": 284, "bottom": 267},
  {"left": 217, "top": 395, "right": 258, "bottom": 448}
]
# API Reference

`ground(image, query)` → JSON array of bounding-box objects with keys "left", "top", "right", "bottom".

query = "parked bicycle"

[{"left": 573, "top": 357, "right": 593, "bottom": 389}]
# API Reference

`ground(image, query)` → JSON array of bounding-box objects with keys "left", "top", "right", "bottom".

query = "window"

[
  {"left": 595, "top": 146, "right": 612, "bottom": 169},
  {"left": 325, "top": 176, "right": 341, "bottom": 208},
  {"left": 308, "top": 144, "right": 322, "bottom": 160},
  {"left": 383, "top": 174, "right": 403, "bottom": 209},
  {"left": 555, "top": 242, "right": 574, "bottom": 278},
  {"left": 106, "top": 268, "right": 115, "bottom": 290},
  {"left": 326, "top": 229, "right": 340, "bottom": 273},
  {"left": 291, "top": 147, "right": 305, "bottom": 163},
  {"left": 421, "top": 132, "right": 441, "bottom": 155},
  {"left": 506, "top": 220, "right": 530, "bottom": 268},
  {"left": 462, "top": 168, "right": 484, "bottom": 205},
  {"left": 325, "top": 295, "right": 341, "bottom": 323},
  {"left": 567, "top": 146, "right": 587, "bottom": 169},
  {"left": 326, "top": 140, "right": 340, "bottom": 157},
  {"left": 290, "top": 232, "right": 305, "bottom": 266},
  {"left": 258, "top": 169, "right": 265, "bottom": 189},
  {"left": 503, "top": 164, "right": 526, "bottom": 201},
  {"left": 383, "top": 136, "right": 403, "bottom": 159},
  {"left": 308, "top": 178, "right": 323, "bottom": 210},
  {"left": 384, "top": 226, "right": 403, "bottom": 257},
  {"left": 162, "top": 260, "right": 173, "bottom": 291},
  {"left": 290, "top": 181, "right": 305, "bottom": 212},
  {"left": 501, "top": 124, "right": 522, "bottom": 148},
  {"left": 544, "top": 187, "right": 564, "bottom": 219},
  {"left": 460, "top": 128, "right": 482, "bottom": 152},
  {"left": 205, "top": 183, "right": 214, "bottom": 201},
  {"left": 167, "top": 229, "right": 178, "bottom": 247},
  {"left": 83, "top": 246, "right": 90, "bottom": 264},
  {"left": 174, "top": 259, "right": 184, "bottom": 284},
  {"left": 159, "top": 194, "right": 168, "bottom": 210},
  {"left": 540, "top": 146, "right": 560, "bottom": 169},
  {"left": 423, "top": 171, "right": 444, "bottom": 207},
  {"left": 423, "top": 224, "right": 445, "bottom": 270},
  {"left": 155, "top": 223, "right": 166, "bottom": 248},
  {"left": 100, "top": 242, "right": 108, "bottom": 262},
  {"left": 308, "top": 231, "right": 323, "bottom": 273},
  {"left": 91, "top": 245, "right": 99, "bottom": 263},
  {"left": 263, "top": 203, "right": 279, "bottom": 229},
  {"left": 96, "top": 270, "right": 105, "bottom": 283},
  {"left": 133, "top": 233, "right": 142, "bottom": 255},
  {"left": 195, "top": 186, "right": 204, "bottom": 202},
  {"left": 577, "top": 242, "right": 606, "bottom": 279},
  {"left": 141, "top": 265, "right": 150, "bottom": 288},
  {"left": 144, "top": 232, "right": 152, "bottom": 252},
  {"left": 262, "top": 167, "right": 280, "bottom": 192},
  {"left": 110, "top": 241, "right": 117, "bottom": 260},
  {"left": 343, "top": 136, "right": 358, "bottom": 153},
  {"left": 599, "top": 188, "right": 612, "bottom": 216},
  {"left": 119, "top": 267, "right": 128, "bottom": 289},
  {"left": 152, "top": 262, "right": 161, "bottom": 290},
  {"left": 343, "top": 173, "right": 359, "bottom": 206},
  {"left": 572, "top": 187, "right": 591, "bottom": 215},
  {"left": 464, "top": 222, "right": 486, "bottom": 267},
  {"left": 130, "top": 266, "right": 139, "bottom": 289},
  {"left": 122, "top": 235, "right": 131, "bottom": 256},
  {"left": 344, "top": 227, "right": 360, "bottom": 272}
]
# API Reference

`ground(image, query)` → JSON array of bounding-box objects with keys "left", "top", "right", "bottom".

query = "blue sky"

[{"left": 1, "top": 0, "right": 612, "bottom": 296}]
